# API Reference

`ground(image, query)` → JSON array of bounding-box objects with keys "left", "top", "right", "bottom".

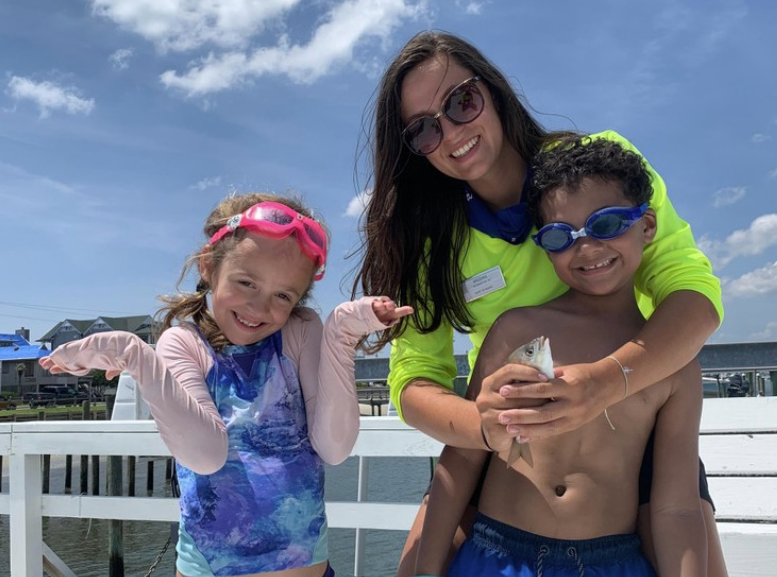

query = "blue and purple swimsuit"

[{"left": 175, "top": 330, "right": 328, "bottom": 576}]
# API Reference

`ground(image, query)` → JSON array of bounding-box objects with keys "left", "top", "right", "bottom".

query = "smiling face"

[
  {"left": 201, "top": 232, "right": 315, "bottom": 346},
  {"left": 400, "top": 55, "right": 511, "bottom": 192},
  {"left": 540, "top": 177, "right": 656, "bottom": 297}
]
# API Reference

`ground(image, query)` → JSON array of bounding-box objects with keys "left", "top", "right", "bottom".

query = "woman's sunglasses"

[
  {"left": 209, "top": 201, "right": 328, "bottom": 280},
  {"left": 401, "top": 76, "right": 484, "bottom": 156},
  {"left": 532, "top": 203, "right": 649, "bottom": 253}
]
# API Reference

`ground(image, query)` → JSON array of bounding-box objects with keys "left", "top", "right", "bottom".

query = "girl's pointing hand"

[{"left": 371, "top": 296, "right": 414, "bottom": 326}]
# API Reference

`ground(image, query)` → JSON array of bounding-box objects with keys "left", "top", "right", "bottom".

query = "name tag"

[{"left": 462, "top": 266, "right": 506, "bottom": 302}]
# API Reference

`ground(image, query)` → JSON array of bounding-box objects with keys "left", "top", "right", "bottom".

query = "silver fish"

[{"left": 504, "top": 336, "right": 554, "bottom": 468}]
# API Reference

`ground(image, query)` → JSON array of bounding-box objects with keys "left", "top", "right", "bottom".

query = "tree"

[{"left": 89, "top": 369, "right": 119, "bottom": 397}]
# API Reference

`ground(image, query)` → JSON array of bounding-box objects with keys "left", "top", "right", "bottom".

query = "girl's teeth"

[
  {"left": 236, "top": 314, "right": 259, "bottom": 328},
  {"left": 451, "top": 136, "right": 479, "bottom": 158},
  {"left": 582, "top": 259, "right": 613, "bottom": 271}
]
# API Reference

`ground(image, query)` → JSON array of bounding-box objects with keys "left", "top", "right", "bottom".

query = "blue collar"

[{"left": 463, "top": 171, "right": 533, "bottom": 245}]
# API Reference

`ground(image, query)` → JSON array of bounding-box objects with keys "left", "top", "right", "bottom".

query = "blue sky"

[{"left": 1, "top": 0, "right": 775, "bottom": 351}]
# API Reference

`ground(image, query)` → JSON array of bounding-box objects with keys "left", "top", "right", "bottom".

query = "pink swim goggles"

[{"left": 209, "top": 201, "right": 328, "bottom": 280}]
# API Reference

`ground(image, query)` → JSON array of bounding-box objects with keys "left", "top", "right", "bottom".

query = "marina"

[{"left": 2, "top": 397, "right": 777, "bottom": 577}]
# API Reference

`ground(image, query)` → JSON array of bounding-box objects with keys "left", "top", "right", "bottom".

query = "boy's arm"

[
  {"left": 416, "top": 311, "right": 531, "bottom": 574},
  {"left": 416, "top": 445, "right": 488, "bottom": 575},
  {"left": 651, "top": 360, "right": 707, "bottom": 577}
]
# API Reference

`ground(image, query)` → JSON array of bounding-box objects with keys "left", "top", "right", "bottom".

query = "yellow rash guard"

[{"left": 388, "top": 130, "right": 723, "bottom": 421}]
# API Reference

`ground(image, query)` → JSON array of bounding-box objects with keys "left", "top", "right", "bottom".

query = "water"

[{"left": 0, "top": 454, "right": 432, "bottom": 577}]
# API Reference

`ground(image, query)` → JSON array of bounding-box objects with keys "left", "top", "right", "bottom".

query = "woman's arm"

[
  {"left": 390, "top": 313, "right": 484, "bottom": 448},
  {"left": 494, "top": 290, "right": 718, "bottom": 441},
  {"left": 651, "top": 361, "right": 707, "bottom": 577},
  {"left": 394, "top": 315, "right": 542, "bottom": 450},
  {"left": 488, "top": 130, "right": 722, "bottom": 441}
]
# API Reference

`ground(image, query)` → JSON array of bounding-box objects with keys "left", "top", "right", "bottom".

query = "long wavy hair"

[
  {"left": 157, "top": 192, "right": 323, "bottom": 351},
  {"left": 352, "top": 30, "right": 572, "bottom": 352}
]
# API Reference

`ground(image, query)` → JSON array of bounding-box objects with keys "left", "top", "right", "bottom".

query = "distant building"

[
  {"left": 38, "top": 315, "right": 159, "bottom": 351},
  {"left": 0, "top": 328, "right": 51, "bottom": 394}
]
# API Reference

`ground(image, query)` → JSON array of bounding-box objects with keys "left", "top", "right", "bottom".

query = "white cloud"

[
  {"left": 698, "top": 213, "right": 777, "bottom": 268},
  {"left": 345, "top": 189, "right": 372, "bottom": 218},
  {"left": 752, "top": 133, "right": 771, "bottom": 144},
  {"left": 749, "top": 321, "right": 777, "bottom": 341},
  {"left": 683, "top": 2, "right": 748, "bottom": 64},
  {"left": 89, "top": 0, "right": 300, "bottom": 53},
  {"left": 0, "top": 161, "right": 81, "bottom": 200},
  {"left": 769, "top": 167, "right": 777, "bottom": 180},
  {"left": 109, "top": 48, "right": 134, "bottom": 70},
  {"left": 191, "top": 176, "right": 222, "bottom": 191},
  {"left": 456, "top": 1, "right": 484, "bottom": 15},
  {"left": 601, "top": 4, "right": 747, "bottom": 124},
  {"left": 723, "top": 261, "right": 777, "bottom": 298},
  {"left": 159, "top": 0, "right": 427, "bottom": 96},
  {"left": 712, "top": 186, "right": 746, "bottom": 208},
  {"left": 5, "top": 76, "right": 95, "bottom": 118}
]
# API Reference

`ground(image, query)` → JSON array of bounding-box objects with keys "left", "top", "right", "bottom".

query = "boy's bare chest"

[{"left": 536, "top": 312, "right": 641, "bottom": 366}]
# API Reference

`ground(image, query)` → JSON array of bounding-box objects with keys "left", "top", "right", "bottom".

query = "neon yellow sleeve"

[
  {"left": 592, "top": 131, "right": 724, "bottom": 323},
  {"left": 387, "top": 316, "right": 458, "bottom": 422}
]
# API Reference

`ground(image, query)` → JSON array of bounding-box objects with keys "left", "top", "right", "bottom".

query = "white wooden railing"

[{"left": 2, "top": 398, "right": 777, "bottom": 576}]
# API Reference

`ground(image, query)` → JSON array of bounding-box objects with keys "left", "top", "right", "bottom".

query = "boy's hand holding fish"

[
  {"left": 504, "top": 336, "right": 554, "bottom": 467},
  {"left": 475, "top": 337, "right": 556, "bottom": 457}
]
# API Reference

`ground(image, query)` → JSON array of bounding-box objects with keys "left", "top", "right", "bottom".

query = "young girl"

[{"left": 40, "top": 192, "right": 412, "bottom": 577}]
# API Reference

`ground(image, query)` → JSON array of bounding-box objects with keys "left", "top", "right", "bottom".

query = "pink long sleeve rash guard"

[{"left": 47, "top": 297, "right": 388, "bottom": 474}]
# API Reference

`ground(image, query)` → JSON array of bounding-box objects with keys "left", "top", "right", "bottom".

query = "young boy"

[{"left": 415, "top": 137, "right": 707, "bottom": 577}]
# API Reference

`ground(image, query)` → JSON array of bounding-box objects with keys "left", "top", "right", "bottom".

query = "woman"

[{"left": 352, "top": 31, "right": 727, "bottom": 576}]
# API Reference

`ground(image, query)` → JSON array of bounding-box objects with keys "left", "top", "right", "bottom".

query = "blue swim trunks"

[{"left": 446, "top": 513, "right": 656, "bottom": 576}]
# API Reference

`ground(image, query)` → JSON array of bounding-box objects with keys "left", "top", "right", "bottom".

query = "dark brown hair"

[
  {"left": 157, "top": 192, "right": 323, "bottom": 351},
  {"left": 352, "top": 30, "right": 572, "bottom": 351}
]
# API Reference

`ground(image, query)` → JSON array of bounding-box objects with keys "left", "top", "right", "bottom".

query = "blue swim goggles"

[{"left": 532, "top": 203, "right": 649, "bottom": 253}]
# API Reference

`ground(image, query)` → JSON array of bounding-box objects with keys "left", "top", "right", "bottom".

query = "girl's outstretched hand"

[
  {"left": 371, "top": 296, "right": 414, "bottom": 326},
  {"left": 38, "top": 331, "right": 144, "bottom": 381}
]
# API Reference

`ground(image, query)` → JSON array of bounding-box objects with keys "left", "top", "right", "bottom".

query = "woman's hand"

[
  {"left": 475, "top": 362, "right": 552, "bottom": 451},
  {"left": 371, "top": 296, "right": 414, "bottom": 326},
  {"left": 490, "top": 361, "right": 623, "bottom": 442}
]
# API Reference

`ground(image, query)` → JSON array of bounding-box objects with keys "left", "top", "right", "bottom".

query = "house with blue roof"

[{"left": 0, "top": 328, "right": 51, "bottom": 394}]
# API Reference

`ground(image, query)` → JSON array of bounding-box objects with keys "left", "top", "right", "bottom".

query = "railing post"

[
  {"left": 353, "top": 455, "right": 369, "bottom": 577},
  {"left": 108, "top": 456, "right": 125, "bottom": 577},
  {"left": 9, "top": 452, "right": 44, "bottom": 577},
  {"left": 80, "top": 455, "right": 89, "bottom": 494},
  {"left": 128, "top": 456, "right": 136, "bottom": 496},
  {"left": 65, "top": 455, "right": 73, "bottom": 494}
]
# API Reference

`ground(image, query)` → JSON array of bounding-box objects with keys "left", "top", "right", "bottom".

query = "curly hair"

[
  {"left": 156, "top": 192, "right": 325, "bottom": 351},
  {"left": 526, "top": 137, "right": 653, "bottom": 228}
]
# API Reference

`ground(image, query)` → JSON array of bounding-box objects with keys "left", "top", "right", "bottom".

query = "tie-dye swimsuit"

[{"left": 175, "top": 329, "right": 328, "bottom": 576}]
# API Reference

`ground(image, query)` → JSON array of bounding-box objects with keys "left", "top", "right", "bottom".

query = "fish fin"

[
  {"left": 506, "top": 440, "right": 522, "bottom": 468},
  {"left": 505, "top": 439, "right": 534, "bottom": 469},
  {"left": 520, "top": 441, "right": 534, "bottom": 468}
]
